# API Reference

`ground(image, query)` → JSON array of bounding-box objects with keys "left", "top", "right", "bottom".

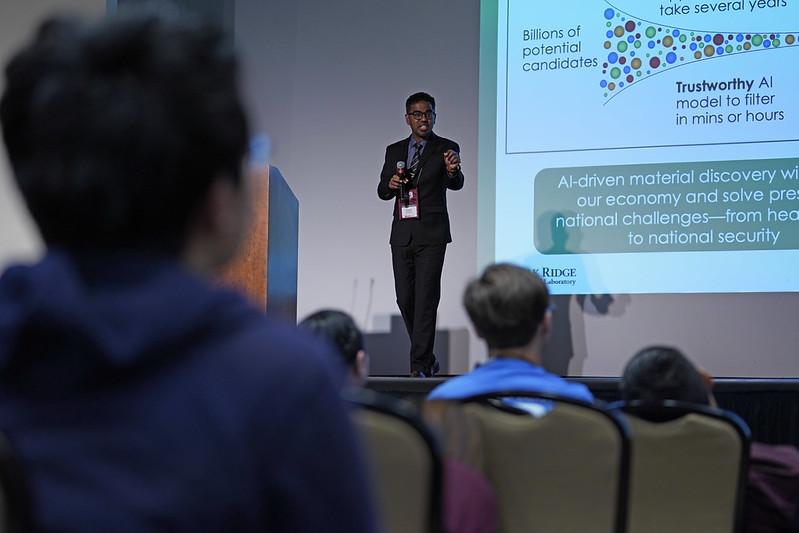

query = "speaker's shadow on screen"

[{"left": 534, "top": 210, "right": 631, "bottom": 375}]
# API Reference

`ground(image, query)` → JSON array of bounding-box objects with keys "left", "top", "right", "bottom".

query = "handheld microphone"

[{"left": 396, "top": 161, "right": 408, "bottom": 202}]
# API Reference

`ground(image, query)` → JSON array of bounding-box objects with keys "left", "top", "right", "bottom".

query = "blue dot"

[
  {"left": 764, "top": 40, "right": 771, "bottom": 48},
  {"left": 648, "top": 41, "right": 656, "bottom": 48},
  {"left": 619, "top": 82, "right": 625, "bottom": 87},
  {"left": 608, "top": 52, "right": 619, "bottom": 63},
  {"left": 666, "top": 52, "right": 677, "bottom": 63},
  {"left": 736, "top": 34, "right": 744, "bottom": 42},
  {"left": 623, "top": 66, "right": 631, "bottom": 73},
  {"left": 604, "top": 8, "right": 615, "bottom": 19},
  {"left": 704, "top": 34, "right": 712, "bottom": 42},
  {"left": 690, "top": 42, "right": 697, "bottom": 50},
  {"left": 607, "top": 30, "right": 613, "bottom": 38},
  {"left": 630, "top": 51, "right": 636, "bottom": 56},
  {"left": 717, "top": 46, "right": 724, "bottom": 54},
  {"left": 672, "top": 29, "right": 680, "bottom": 37},
  {"left": 600, "top": 80, "right": 608, "bottom": 88},
  {"left": 627, "top": 35, "right": 635, "bottom": 43},
  {"left": 646, "top": 70, "right": 651, "bottom": 74}
]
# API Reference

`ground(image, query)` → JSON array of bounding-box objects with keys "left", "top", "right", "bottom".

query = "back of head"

[
  {"left": 463, "top": 263, "right": 549, "bottom": 350},
  {"left": 299, "top": 309, "right": 363, "bottom": 372},
  {"left": 621, "top": 346, "right": 711, "bottom": 406},
  {"left": 0, "top": 6, "right": 248, "bottom": 254}
]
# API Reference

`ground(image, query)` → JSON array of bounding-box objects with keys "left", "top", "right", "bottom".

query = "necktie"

[{"left": 409, "top": 142, "right": 422, "bottom": 181}]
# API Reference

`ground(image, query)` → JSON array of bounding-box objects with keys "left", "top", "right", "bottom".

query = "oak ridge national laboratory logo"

[{"left": 532, "top": 267, "right": 578, "bottom": 287}]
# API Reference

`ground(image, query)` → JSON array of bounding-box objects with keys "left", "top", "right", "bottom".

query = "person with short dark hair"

[
  {"left": 428, "top": 263, "right": 592, "bottom": 402},
  {"left": 620, "top": 345, "right": 713, "bottom": 406},
  {"left": 299, "top": 309, "right": 369, "bottom": 385},
  {"left": 378, "top": 91, "right": 464, "bottom": 377},
  {"left": 620, "top": 346, "right": 799, "bottom": 533},
  {"left": 0, "top": 9, "right": 375, "bottom": 532}
]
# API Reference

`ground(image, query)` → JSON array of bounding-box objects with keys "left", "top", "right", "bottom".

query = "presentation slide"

[{"left": 484, "top": 0, "right": 799, "bottom": 294}]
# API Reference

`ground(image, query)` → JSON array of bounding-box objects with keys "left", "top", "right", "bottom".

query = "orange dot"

[
  {"left": 694, "top": 51, "right": 702, "bottom": 59},
  {"left": 608, "top": 82, "right": 616, "bottom": 91},
  {"left": 786, "top": 35, "right": 795, "bottom": 45},
  {"left": 614, "top": 26, "right": 625, "bottom": 37},
  {"left": 704, "top": 44, "right": 715, "bottom": 57},
  {"left": 663, "top": 35, "right": 674, "bottom": 47},
  {"left": 743, "top": 42, "right": 751, "bottom": 50},
  {"left": 604, "top": 41, "right": 611, "bottom": 49},
  {"left": 631, "top": 58, "right": 642, "bottom": 69}
]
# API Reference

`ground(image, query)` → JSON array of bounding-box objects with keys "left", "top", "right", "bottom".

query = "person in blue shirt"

[
  {"left": 428, "top": 263, "right": 592, "bottom": 404},
  {"left": 0, "top": 8, "right": 375, "bottom": 532}
]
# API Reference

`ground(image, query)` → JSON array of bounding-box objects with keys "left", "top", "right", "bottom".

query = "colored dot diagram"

[{"left": 601, "top": 5, "right": 798, "bottom": 100}]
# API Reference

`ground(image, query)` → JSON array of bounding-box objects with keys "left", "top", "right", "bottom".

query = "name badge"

[{"left": 399, "top": 187, "right": 420, "bottom": 219}]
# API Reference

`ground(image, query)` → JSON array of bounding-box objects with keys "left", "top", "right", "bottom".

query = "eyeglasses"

[{"left": 406, "top": 110, "right": 436, "bottom": 120}]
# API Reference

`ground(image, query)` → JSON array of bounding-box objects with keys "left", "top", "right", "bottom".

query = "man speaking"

[{"left": 377, "top": 92, "right": 464, "bottom": 377}]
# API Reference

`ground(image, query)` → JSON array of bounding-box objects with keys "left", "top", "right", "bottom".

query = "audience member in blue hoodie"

[
  {"left": 0, "top": 8, "right": 376, "bottom": 532},
  {"left": 428, "top": 264, "right": 592, "bottom": 405}
]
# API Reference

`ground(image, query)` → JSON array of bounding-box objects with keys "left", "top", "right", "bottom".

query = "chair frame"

[
  {"left": 346, "top": 388, "right": 444, "bottom": 533},
  {"left": 609, "top": 399, "right": 751, "bottom": 533},
  {"left": 458, "top": 391, "right": 632, "bottom": 533}
]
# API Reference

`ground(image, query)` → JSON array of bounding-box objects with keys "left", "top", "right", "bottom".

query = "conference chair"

[
  {"left": 611, "top": 400, "right": 750, "bottom": 533},
  {"left": 347, "top": 388, "right": 442, "bottom": 533},
  {"left": 434, "top": 392, "right": 630, "bottom": 533},
  {"left": 0, "top": 432, "right": 31, "bottom": 533}
]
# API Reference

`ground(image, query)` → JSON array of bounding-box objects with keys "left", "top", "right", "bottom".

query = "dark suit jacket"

[{"left": 377, "top": 133, "right": 464, "bottom": 246}]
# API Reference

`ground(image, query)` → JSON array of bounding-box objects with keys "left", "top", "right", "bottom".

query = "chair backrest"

[
  {"left": 348, "top": 388, "right": 442, "bottom": 533},
  {"left": 0, "top": 433, "right": 31, "bottom": 533},
  {"left": 421, "top": 398, "right": 486, "bottom": 473},
  {"left": 445, "top": 392, "right": 630, "bottom": 533},
  {"left": 615, "top": 401, "right": 750, "bottom": 533}
]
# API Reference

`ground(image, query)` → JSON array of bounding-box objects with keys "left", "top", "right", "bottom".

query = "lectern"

[{"left": 218, "top": 165, "right": 298, "bottom": 322}]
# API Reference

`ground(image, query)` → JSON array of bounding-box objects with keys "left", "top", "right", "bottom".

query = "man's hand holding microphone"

[{"left": 388, "top": 161, "right": 407, "bottom": 191}]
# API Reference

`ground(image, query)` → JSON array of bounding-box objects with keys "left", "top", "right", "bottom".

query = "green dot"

[
  {"left": 617, "top": 41, "right": 628, "bottom": 52},
  {"left": 773, "top": 39, "right": 780, "bottom": 47},
  {"left": 610, "top": 67, "right": 621, "bottom": 79},
  {"left": 737, "top": 44, "right": 742, "bottom": 50},
  {"left": 634, "top": 40, "right": 641, "bottom": 48},
  {"left": 636, "top": 71, "right": 642, "bottom": 77},
  {"left": 725, "top": 44, "right": 733, "bottom": 53},
  {"left": 607, "top": 21, "right": 611, "bottom": 27},
  {"left": 646, "top": 26, "right": 656, "bottom": 38},
  {"left": 679, "top": 34, "right": 687, "bottom": 42},
  {"left": 752, "top": 34, "right": 763, "bottom": 46}
]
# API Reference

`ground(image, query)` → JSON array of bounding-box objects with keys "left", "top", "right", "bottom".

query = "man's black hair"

[
  {"left": 405, "top": 92, "right": 435, "bottom": 112},
  {"left": 0, "top": 7, "right": 249, "bottom": 253},
  {"left": 620, "top": 346, "right": 711, "bottom": 406},
  {"left": 463, "top": 263, "right": 549, "bottom": 350},
  {"left": 299, "top": 309, "right": 363, "bottom": 370}
]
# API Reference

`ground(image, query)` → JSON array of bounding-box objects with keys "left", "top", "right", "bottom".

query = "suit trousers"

[{"left": 391, "top": 242, "right": 446, "bottom": 373}]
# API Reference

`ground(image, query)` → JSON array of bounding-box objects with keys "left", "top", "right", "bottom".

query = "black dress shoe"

[{"left": 410, "top": 359, "right": 440, "bottom": 378}]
